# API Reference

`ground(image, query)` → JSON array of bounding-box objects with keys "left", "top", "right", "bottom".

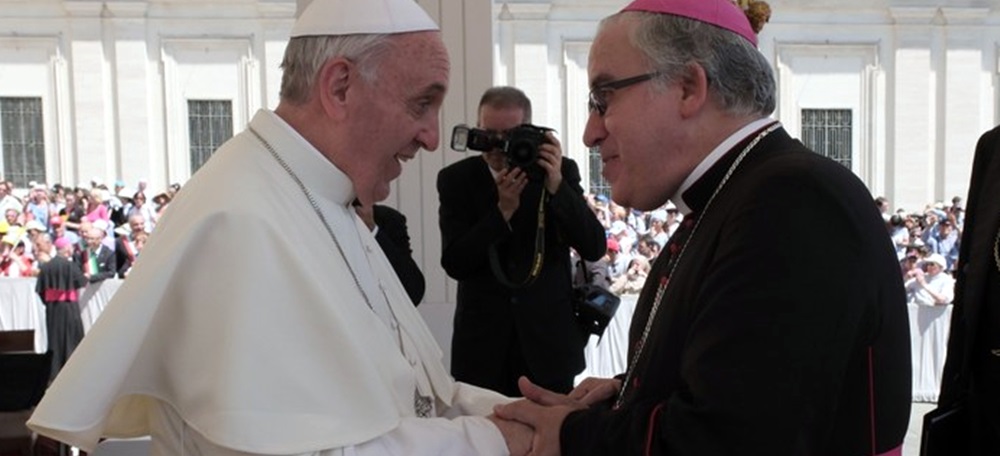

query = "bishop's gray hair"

[
  {"left": 601, "top": 11, "right": 776, "bottom": 117},
  {"left": 279, "top": 34, "right": 395, "bottom": 105}
]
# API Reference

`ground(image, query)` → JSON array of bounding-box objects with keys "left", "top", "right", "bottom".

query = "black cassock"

[
  {"left": 36, "top": 255, "right": 87, "bottom": 378},
  {"left": 561, "top": 126, "right": 912, "bottom": 456}
]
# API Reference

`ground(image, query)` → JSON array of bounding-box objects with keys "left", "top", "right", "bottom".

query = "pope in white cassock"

[{"left": 26, "top": 0, "right": 532, "bottom": 454}]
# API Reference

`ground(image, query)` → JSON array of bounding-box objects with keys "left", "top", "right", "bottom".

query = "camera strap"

[{"left": 488, "top": 188, "right": 547, "bottom": 288}]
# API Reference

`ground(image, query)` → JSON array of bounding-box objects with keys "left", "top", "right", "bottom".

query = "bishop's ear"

[{"left": 677, "top": 62, "right": 709, "bottom": 119}]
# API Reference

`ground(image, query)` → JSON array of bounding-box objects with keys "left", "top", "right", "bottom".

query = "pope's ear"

[
  {"left": 677, "top": 62, "right": 709, "bottom": 119},
  {"left": 316, "top": 57, "right": 353, "bottom": 118}
]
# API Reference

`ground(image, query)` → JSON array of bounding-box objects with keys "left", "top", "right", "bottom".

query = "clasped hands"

[{"left": 488, "top": 376, "right": 621, "bottom": 456}]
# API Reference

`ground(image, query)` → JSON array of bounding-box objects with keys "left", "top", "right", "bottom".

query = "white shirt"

[
  {"left": 671, "top": 118, "right": 778, "bottom": 216},
  {"left": 905, "top": 270, "right": 956, "bottom": 306},
  {"left": 28, "top": 110, "right": 510, "bottom": 455}
]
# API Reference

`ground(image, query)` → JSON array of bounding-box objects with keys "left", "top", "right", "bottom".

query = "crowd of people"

[
  {"left": 576, "top": 193, "right": 966, "bottom": 309},
  {"left": 0, "top": 179, "right": 177, "bottom": 279}
]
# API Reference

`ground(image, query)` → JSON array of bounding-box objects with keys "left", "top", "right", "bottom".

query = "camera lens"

[{"left": 507, "top": 140, "right": 537, "bottom": 167}]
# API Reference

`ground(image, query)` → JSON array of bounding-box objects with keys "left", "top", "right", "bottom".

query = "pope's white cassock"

[{"left": 27, "top": 110, "right": 513, "bottom": 455}]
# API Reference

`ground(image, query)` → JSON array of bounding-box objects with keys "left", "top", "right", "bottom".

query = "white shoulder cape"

[{"left": 28, "top": 110, "right": 456, "bottom": 453}]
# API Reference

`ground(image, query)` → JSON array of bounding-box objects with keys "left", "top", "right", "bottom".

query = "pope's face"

[
  {"left": 478, "top": 105, "right": 526, "bottom": 172},
  {"left": 346, "top": 31, "right": 450, "bottom": 206},
  {"left": 583, "top": 16, "right": 697, "bottom": 211}
]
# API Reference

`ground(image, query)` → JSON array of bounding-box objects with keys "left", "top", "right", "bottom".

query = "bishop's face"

[{"left": 583, "top": 15, "right": 701, "bottom": 211}]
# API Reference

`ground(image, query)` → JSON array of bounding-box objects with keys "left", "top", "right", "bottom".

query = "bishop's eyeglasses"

[{"left": 588, "top": 71, "right": 662, "bottom": 116}]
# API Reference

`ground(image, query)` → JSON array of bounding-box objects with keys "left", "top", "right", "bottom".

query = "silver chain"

[
  {"left": 614, "top": 122, "right": 780, "bottom": 409},
  {"left": 248, "top": 126, "right": 375, "bottom": 311},
  {"left": 994, "top": 224, "right": 1000, "bottom": 275}
]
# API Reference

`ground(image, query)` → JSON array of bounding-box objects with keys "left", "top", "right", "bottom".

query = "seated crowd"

[
  {"left": 577, "top": 192, "right": 963, "bottom": 307},
  {"left": 2, "top": 178, "right": 963, "bottom": 309},
  {"left": 0, "top": 179, "right": 179, "bottom": 280}
]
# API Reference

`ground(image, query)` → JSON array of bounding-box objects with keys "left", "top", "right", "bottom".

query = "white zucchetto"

[{"left": 292, "top": 0, "right": 439, "bottom": 37}]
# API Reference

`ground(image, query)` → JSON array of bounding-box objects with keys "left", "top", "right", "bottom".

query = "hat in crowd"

[
  {"left": 24, "top": 220, "right": 46, "bottom": 232},
  {"left": 606, "top": 238, "right": 621, "bottom": 253},
  {"left": 595, "top": 194, "right": 610, "bottom": 204},
  {"left": 89, "top": 190, "right": 105, "bottom": 203},
  {"left": 54, "top": 237, "right": 72, "bottom": 250},
  {"left": 92, "top": 219, "right": 110, "bottom": 232},
  {"left": 622, "top": 0, "right": 757, "bottom": 45},
  {"left": 114, "top": 224, "right": 131, "bottom": 237},
  {"left": 649, "top": 209, "right": 668, "bottom": 223},
  {"left": 920, "top": 254, "right": 948, "bottom": 269},
  {"left": 117, "top": 187, "right": 136, "bottom": 200},
  {"left": 49, "top": 216, "right": 64, "bottom": 227},
  {"left": 1, "top": 232, "right": 19, "bottom": 246},
  {"left": 291, "top": 0, "right": 438, "bottom": 38},
  {"left": 32, "top": 183, "right": 47, "bottom": 192},
  {"left": 610, "top": 220, "right": 628, "bottom": 235},
  {"left": 664, "top": 201, "right": 678, "bottom": 212}
]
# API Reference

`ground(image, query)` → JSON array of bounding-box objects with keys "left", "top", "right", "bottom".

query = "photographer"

[{"left": 437, "top": 86, "right": 606, "bottom": 396}]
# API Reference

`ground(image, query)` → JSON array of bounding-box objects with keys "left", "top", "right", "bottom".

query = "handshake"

[{"left": 487, "top": 376, "right": 622, "bottom": 456}]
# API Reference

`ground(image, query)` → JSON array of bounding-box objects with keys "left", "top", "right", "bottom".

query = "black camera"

[
  {"left": 451, "top": 123, "right": 552, "bottom": 173},
  {"left": 572, "top": 284, "right": 621, "bottom": 336}
]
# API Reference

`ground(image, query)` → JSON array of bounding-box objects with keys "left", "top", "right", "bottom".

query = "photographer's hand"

[
  {"left": 497, "top": 167, "right": 527, "bottom": 222},
  {"left": 538, "top": 131, "right": 563, "bottom": 195}
]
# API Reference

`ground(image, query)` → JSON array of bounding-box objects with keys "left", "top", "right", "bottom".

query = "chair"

[
  {"left": 0, "top": 330, "right": 33, "bottom": 353},
  {"left": 0, "top": 330, "right": 52, "bottom": 456},
  {"left": 90, "top": 437, "right": 151, "bottom": 456}
]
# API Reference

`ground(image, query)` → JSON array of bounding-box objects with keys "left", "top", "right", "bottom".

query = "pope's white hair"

[{"left": 279, "top": 34, "right": 395, "bottom": 105}]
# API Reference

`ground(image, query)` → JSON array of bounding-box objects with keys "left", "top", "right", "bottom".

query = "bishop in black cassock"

[
  {"left": 36, "top": 240, "right": 87, "bottom": 379},
  {"left": 494, "top": 0, "right": 911, "bottom": 454}
]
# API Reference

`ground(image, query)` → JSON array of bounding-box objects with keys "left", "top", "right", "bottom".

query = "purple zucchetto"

[{"left": 622, "top": 0, "right": 757, "bottom": 46}]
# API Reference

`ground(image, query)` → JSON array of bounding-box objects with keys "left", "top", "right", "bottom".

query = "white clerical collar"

[
  {"left": 252, "top": 110, "right": 356, "bottom": 207},
  {"left": 670, "top": 118, "right": 779, "bottom": 215}
]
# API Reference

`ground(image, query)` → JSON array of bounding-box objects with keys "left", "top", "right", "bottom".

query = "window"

[
  {"left": 1, "top": 97, "right": 46, "bottom": 187},
  {"left": 801, "top": 109, "right": 852, "bottom": 169},
  {"left": 588, "top": 146, "right": 611, "bottom": 199},
  {"left": 188, "top": 100, "right": 233, "bottom": 174}
]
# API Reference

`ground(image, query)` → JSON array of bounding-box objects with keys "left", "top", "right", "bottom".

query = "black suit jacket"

[
  {"left": 372, "top": 204, "right": 425, "bottom": 306},
  {"left": 114, "top": 236, "right": 138, "bottom": 279},
  {"left": 937, "top": 124, "right": 1000, "bottom": 451},
  {"left": 561, "top": 127, "right": 911, "bottom": 455},
  {"left": 75, "top": 245, "right": 116, "bottom": 283},
  {"left": 438, "top": 156, "right": 606, "bottom": 392}
]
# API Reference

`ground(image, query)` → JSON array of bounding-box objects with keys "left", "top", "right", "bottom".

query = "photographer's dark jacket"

[
  {"left": 560, "top": 125, "right": 911, "bottom": 456},
  {"left": 438, "top": 155, "right": 606, "bottom": 395}
]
